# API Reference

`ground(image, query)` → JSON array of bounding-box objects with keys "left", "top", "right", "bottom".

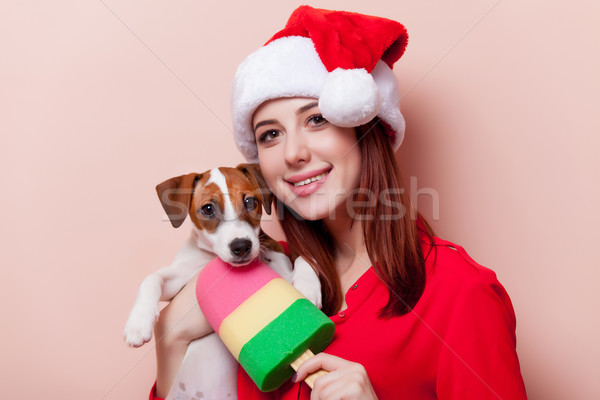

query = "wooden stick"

[{"left": 290, "top": 349, "right": 328, "bottom": 389}]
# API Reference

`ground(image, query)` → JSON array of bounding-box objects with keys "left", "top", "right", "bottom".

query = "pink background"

[{"left": 1, "top": 1, "right": 598, "bottom": 399}]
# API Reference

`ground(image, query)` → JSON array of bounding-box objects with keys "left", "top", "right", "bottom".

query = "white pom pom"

[{"left": 319, "top": 68, "right": 381, "bottom": 127}]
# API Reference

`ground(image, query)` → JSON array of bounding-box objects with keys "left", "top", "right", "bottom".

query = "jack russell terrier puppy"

[{"left": 123, "top": 164, "right": 321, "bottom": 399}]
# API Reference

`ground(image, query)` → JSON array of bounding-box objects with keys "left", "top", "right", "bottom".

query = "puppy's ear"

[
  {"left": 236, "top": 163, "right": 274, "bottom": 215},
  {"left": 156, "top": 173, "right": 202, "bottom": 228}
]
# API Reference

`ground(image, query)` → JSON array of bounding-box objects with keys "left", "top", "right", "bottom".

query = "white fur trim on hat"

[
  {"left": 371, "top": 61, "right": 405, "bottom": 149},
  {"left": 319, "top": 68, "right": 381, "bottom": 128},
  {"left": 231, "top": 36, "right": 405, "bottom": 162}
]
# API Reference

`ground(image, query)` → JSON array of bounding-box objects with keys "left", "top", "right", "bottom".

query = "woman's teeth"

[{"left": 293, "top": 171, "right": 328, "bottom": 187}]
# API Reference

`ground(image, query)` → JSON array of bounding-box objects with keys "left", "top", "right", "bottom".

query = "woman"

[{"left": 152, "top": 6, "right": 527, "bottom": 400}]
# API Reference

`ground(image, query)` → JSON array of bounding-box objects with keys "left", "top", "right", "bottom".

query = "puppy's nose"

[{"left": 230, "top": 238, "right": 252, "bottom": 258}]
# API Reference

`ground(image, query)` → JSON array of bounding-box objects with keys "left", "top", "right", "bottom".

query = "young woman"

[{"left": 151, "top": 6, "right": 527, "bottom": 400}]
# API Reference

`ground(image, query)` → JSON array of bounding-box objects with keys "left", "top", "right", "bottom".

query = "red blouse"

[{"left": 152, "top": 235, "right": 527, "bottom": 399}]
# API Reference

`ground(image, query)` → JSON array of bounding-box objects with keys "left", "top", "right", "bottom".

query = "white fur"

[
  {"left": 319, "top": 68, "right": 381, "bottom": 128},
  {"left": 231, "top": 36, "right": 406, "bottom": 162},
  {"left": 371, "top": 61, "right": 405, "bottom": 147},
  {"left": 206, "top": 168, "right": 235, "bottom": 221},
  {"left": 123, "top": 169, "right": 321, "bottom": 400},
  {"left": 231, "top": 36, "right": 327, "bottom": 162},
  {"left": 292, "top": 256, "right": 322, "bottom": 309},
  {"left": 204, "top": 169, "right": 261, "bottom": 265}
]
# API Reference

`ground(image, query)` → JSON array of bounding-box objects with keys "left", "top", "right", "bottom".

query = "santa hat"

[{"left": 231, "top": 5, "right": 409, "bottom": 162}]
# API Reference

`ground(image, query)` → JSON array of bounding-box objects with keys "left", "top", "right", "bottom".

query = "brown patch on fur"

[
  {"left": 221, "top": 167, "right": 264, "bottom": 228},
  {"left": 259, "top": 231, "right": 284, "bottom": 254},
  {"left": 157, "top": 166, "right": 283, "bottom": 262},
  {"left": 156, "top": 172, "right": 204, "bottom": 228},
  {"left": 190, "top": 181, "right": 224, "bottom": 234},
  {"left": 235, "top": 164, "right": 274, "bottom": 215}
]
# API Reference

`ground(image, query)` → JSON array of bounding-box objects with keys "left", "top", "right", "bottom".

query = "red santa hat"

[{"left": 231, "top": 6, "right": 409, "bottom": 162}]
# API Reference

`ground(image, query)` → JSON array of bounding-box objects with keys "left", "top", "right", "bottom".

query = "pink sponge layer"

[{"left": 196, "top": 258, "right": 278, "bottom": 332}]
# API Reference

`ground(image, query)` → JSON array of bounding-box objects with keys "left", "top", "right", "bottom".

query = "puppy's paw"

[
  {"left": 123, "top": 306, "right": 159, "bottom": 347},
  {"left": 298, "top": 283, "right": 322, "bottom": 310},
  {"left": 292, "top": 257, "right": 322, "bottom": 309},
  {"left": 263, "top": 250, "right": 293, "bottom": 282}
]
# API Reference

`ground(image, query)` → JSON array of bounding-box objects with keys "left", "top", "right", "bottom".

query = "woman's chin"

[
  {"left": 284, "top": 197, "right": 350, "bottom": 222},
  {"left": 288, "top": 207, "right": 328, "bottom": 221}
]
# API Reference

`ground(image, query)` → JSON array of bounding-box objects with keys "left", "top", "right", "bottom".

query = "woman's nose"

[{"left": 284, "top": 129, "right": 311, "bottom": 166}]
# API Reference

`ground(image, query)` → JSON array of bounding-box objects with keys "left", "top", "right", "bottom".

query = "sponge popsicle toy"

[{"left": 196, "top": 257, "right": 335, "bottom": 392}]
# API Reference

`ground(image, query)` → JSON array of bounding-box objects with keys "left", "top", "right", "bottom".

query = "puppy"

[{"left": 123, "top": 164, "right": 321, "bottom": 399}]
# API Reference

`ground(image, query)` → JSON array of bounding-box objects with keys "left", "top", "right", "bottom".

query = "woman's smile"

[
  {"left": 285, "top": 168, "right": 332, "bottom": 196},
  {"left": 253, "top": 98, "right": 361, "bottom": 220}
]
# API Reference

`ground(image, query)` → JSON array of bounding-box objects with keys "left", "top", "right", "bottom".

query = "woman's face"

[{"left": 253, "top": 97, "right": 361, "bottom": 221}]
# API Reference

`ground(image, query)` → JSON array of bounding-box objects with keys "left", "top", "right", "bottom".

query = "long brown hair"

[{"left": 278, "top": 119, "right": 434, "bottom": 317}]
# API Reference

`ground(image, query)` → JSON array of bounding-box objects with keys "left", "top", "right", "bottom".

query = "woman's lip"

[
  {"left": 285, "top": 167, "right": 332, "bottom": 184},
  {"left": 286, "top": 170, "right": 330, "bottom": 197}
]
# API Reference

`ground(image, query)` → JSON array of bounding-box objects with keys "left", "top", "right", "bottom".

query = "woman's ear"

[{"left": 236, "top": 163, "right": 274, "bottom": 215}]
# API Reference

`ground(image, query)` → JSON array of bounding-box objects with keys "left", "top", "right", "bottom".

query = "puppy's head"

[{"left": 155, "top": 164, "right": 273, "bottom": 266}]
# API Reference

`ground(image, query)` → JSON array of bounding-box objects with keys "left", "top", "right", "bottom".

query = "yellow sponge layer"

[{"left": 218, "top": 277, "right": 303, "bottom": 359}]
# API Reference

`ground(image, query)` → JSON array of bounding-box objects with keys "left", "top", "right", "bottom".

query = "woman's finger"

[
  {"left": 294, "top": 352, "right": 358, "bottom": 382},
  {"left": 292, "top": 353, "right": 378, "bottom": 400},
  {"left": 293, "top": 352, "right": 335, "bottom": 381}
]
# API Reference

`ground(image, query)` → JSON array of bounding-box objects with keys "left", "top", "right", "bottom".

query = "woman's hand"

[
  {"left": 293, "top": 353, "right": 378, "bottom": 400},
  {"left": 154, "top": 273, "right": 212, "bottom": 342},
  {"left": 154, "top": 273, "right": 213, "bottom": 398}
]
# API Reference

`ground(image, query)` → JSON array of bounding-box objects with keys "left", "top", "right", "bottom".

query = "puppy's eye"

[
  {"left": 200, "top": 204, "right": 216, "bottom": 217},
  {"left": 244, "top": 196, "right": 257, "bottom": 211}
]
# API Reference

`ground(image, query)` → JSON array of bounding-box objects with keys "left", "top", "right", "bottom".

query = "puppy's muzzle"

[{"left": 229, "top": 238, "right": 253, "bottom": 258}]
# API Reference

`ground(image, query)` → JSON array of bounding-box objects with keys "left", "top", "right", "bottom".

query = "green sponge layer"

[{"left": 238, "top": 298, "right": 335, "bottom": 392}]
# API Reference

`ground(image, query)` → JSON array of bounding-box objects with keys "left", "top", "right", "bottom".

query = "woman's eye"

[
  {"left": 258, "top": 130, "right": 281, "bottom": 143},
  {"left": 307, "top": 114, "right": 327, "bottom": 126},
  {"left": 244, "top": 196, "right": 257, "bottom": 211},
  {"left": 200, "top": 204, "right": 215, "bottom": 217}
]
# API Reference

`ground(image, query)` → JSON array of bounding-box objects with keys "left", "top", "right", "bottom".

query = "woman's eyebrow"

[
  {"left": 296, "top": 101, "right": 319, "bottom": 115},
  {"left": 254, "top": 101, "right": 319, "bottom": 132},
  {"left": 254, "top": 119, "right": 277, "bottom": 132}
]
